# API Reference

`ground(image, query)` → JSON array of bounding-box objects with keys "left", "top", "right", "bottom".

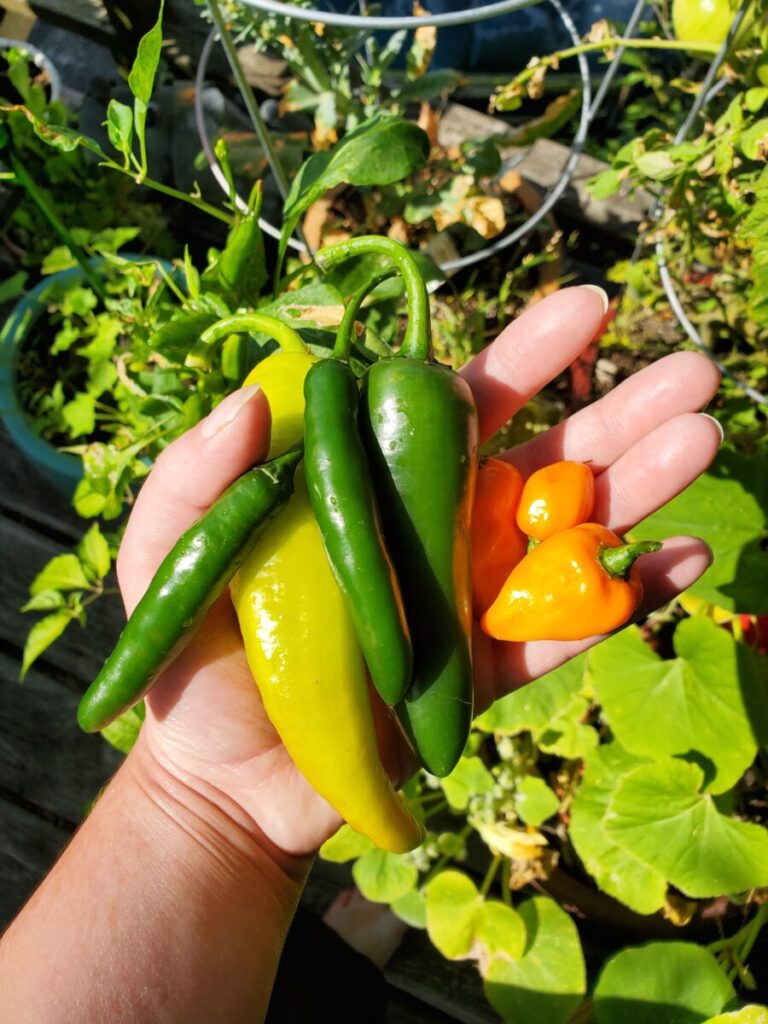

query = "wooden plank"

[
  {"left": 0, "top": 650, "right": 121, "bottom": 826},
  {"left": 438, "top": 103, "right": 653, "bottom": 233},
  {"left": 0, "top": 795, "right": 71, "bottom": 930}
]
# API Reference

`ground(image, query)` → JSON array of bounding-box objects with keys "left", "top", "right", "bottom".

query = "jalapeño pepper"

[{"left": 315, "top": 237, "right": 479, "bottom": 778}]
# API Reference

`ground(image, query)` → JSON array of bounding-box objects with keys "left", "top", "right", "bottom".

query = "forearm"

[{"left": 0, "top": 734, "right": 310, "bottom": 1024}]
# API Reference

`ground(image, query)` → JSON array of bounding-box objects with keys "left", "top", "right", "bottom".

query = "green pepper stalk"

[
  {"left": 77, "top": 444, "right": 303, "bottom": 733},
  {"left": 304, "top": 269, "right": 413, "bottom": 705},
  {"left": 185, "top": 311, "right": 306, "bottom": 371},
  {"left": 315, "top": 236, "right": 479, "bottom": 777}
]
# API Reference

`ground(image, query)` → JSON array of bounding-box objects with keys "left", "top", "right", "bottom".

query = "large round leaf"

[
  {"left": 352, "top": 848, "right": 418, "bottom": 904},
  {"left": 594, "top": 941, "right": 735, "bottom": 1024}
]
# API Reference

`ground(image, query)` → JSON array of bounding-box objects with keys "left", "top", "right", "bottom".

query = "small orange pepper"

[
  {"left": 471, "top": 458, "right": 527, "bottom": 616},
  {"left": 481, "top": 523, "right": 661, "bottom": 642},
  {"left": 516, "top": 461, "right": 595, "bottom": 541}
]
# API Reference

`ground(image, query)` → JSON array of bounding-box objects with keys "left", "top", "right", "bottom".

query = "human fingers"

[
  {"left": 477, "top": 535, "right": 712, "bottom": 709},
  {"left": 460, "top": 286, "right": 609, "bottom": 442},
  {"left": 117, "top": 386, "right": 271, "bottom": 613},
  {"left": 505, "top": 351, "right": 721, "bottom": 477},
  {"left": 593, "top": 411, "right": 723, "bottom": 533}
]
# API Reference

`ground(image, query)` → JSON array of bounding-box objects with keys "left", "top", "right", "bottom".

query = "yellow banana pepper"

[{"left": 231, "top": 349, "right": 423, "bottom": 854}]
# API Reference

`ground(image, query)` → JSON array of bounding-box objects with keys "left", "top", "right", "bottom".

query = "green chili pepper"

[
  {"left": 77, "top": 444, "right": 303, "bottom": 733},
  {"left": 315, "top": 237, "right": 478, "bottom": 777},
  {"left": 304, "top": 268, "right": 412, "bottom": 705},
  {"left": 216, "top": 181, "right": 267, "bottom": 305}
]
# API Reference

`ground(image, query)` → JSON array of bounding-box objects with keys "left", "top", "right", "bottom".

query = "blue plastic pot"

[{"left": 0, "top": 256, "right": 172, "bottom": 498}]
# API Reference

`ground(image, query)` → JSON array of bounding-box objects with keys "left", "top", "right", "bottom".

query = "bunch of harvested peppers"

[{"left": 77, "top": 239, "right": 661, "bottom": 853}]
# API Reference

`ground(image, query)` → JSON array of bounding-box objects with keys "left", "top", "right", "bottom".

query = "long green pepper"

[
  {"left": 304, "top": 269, "right": 412, "bottom": 705},
  {"left": 315, "top": 237, "right": 479, "bottom": 777}
]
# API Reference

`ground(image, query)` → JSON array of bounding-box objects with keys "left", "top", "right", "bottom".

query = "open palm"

[{"left": 116, "top": 287, "right": 721, "bottom": 856}]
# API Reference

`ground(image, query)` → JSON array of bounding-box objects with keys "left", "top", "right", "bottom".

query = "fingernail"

[
  {"left": 582, "top": 284, "right": 610, "bottom": 314},
  {"left": 201, "top": 385, "right": 262, "bottom": 440},
  {"left": 700, "top": 413, "right": 725, "bottom": 445}
]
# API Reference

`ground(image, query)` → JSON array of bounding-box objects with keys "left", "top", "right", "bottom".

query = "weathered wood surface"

[{"left": 0, "top": 428, "right": 494, "bottom": 1022}]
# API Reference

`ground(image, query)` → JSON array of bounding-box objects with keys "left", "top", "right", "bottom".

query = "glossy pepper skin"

[
  {"left": 317, "top": 237, "right": 478, "bottom": 779},
  {"left": 481, "top": 523, "right": 661, "bottom": 642},
  {"left": 471, "top": 458, "right": 527, "bottom": 616},
  {"left": 232, "top": 344, "right": 423, "bottom": 853},
  {"left": 516, "top": 460, "right": 595, "bottom": 542},
  {"left": 304, "top": 271, "right": 412, "bottom": 705},
  {"left": 77, "top": 444, "right": 302, "bottom": 733}
]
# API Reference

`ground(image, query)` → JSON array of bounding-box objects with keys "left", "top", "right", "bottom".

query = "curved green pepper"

[
  {"left": 304, "top": 269, "right": 412, "bottom": 705},
  {"left": 316, "top": 237, "right": 478, "bottom": 777}
]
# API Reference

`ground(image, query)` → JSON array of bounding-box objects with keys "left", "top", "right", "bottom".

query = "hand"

[{"left": 117, "top": 286, "right": 721, "bottom": 859}]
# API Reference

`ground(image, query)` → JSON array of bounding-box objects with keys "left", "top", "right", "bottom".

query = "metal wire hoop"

[
  {"left": 195, "top": 0, "right": 595, "bottom": 272},
  {"left": 233, "top": 0, "right": 545, "bottom": 30}
]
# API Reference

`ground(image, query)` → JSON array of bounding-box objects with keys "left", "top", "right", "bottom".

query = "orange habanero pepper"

[
  {"left": 481, "top": 523, "right": 661, "bottom": 642},
  {"left": 471, "top": 458, "right": 527, "bottom": 616},
  {"left": 516, "top": 461, "right": 595, "bottom": 542}
]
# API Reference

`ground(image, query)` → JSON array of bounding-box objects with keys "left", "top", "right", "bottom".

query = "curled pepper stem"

[
  {"left": 601, "top": 540, "right": 662, "bottom": 578},
  {"left": 315, "top": 236, "right": 432, "bottom": 361},
  {"left": 186, "top": 312, "right": 306, "bottom": 369},
  {"left": 332, "top": 267, "right": 398, "bottom": 359}
]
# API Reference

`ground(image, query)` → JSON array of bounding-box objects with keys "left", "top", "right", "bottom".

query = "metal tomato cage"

[{"left": 197, "top": 0, "right": 766, "bottom": 404}]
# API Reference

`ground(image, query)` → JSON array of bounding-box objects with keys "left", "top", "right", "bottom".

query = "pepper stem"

[
  {"left": 601, "top": 540, "right": 662, "bottom": 578},
  {"left": 186, "top": 312, "right": 306, "bottom": 369},
  {"left": 332, "top": 267, "right": 398, "bottom": 359},
  {"left": 314, "top": 236, "right": 432, "bottom": 361}
]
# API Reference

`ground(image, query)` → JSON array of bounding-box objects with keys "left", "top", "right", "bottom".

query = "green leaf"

[
  {"left": 476, "top": 654, "right": 597, "bottom": 757},
  {"left": 391, "top": 887, "right": 427, "bottom": 929},
  {"left": 258, "top": 283, "right": 343, "bottom": 324},
  {"left": 483, "top": 897, "right": 585, "bottom": 1024},
  {"left": 706, "top": 1008, "right": 768, "bottom": 1023},
  {"left": 515, "top": 776, "right": 559, "bottom": 826},
  {"left": 425, "top": 870, "right": 484, "bottom": 959},
  {"left": 352, "top": 848, "right": 418, "bottom": 904},
  {"left": 21, "top": 611, "right": 73, "bottom": 678},
  {"left": 632, "top": 450, "right": 768, "bottom": 613},
  {"left": 78, "top": 524, "right": 111, "bottom": 579},
  {"left": 589, "top": 620, "right": 768, "bottom": 793},
  {"left": 605, "top": 758, "right": 768, "bottom": 898},
  {"left": 30, "top": 554, "right": 90, "bottom": 595},
  {"left": 0, "top": 104, "right": 107, "bottom": 158},
  {"left": 127, "top": 1, "right": 165, "bottom": 105},
  {"left": 589, "top": 168, "right": 624, "bottom": 200},
  {"left": 474, "top": 901, "right": 526, "bottom": 963},
  {"left": 594, "top": 941, "right": 736, "bottom": 1024},
  {"left": 62, "top": 393, "right": 96, "bottom": 438},
  {"left": 319, "top": 823, "right": 375, "bottom": 863},
  {"left": 570, "top": 743, "right": 667, "bottom": 915},
  {"left": 277, "top": 112, "right": 430, "bottom": 275},
  {"left": 739, "top": 118, "right": 768, "bottom": 160},
  {"left": 21, "top": 589, "right": 66, "bottom": 613},
  {"left": 745, "top": 88, "right": 768, "bottom": 113},
  {"left": 105, "top": 99, "right": 133, "bottom": 163},
  {"left": 101, "top": 702, "right": 145, "bottom": 755},
  {"left": 635, "top": 150, "right": 678, "bottom": 180},
  {"left": 441, "top": 755, "right": 495, "bottom": 811},
  {"left": 0, "top": 270, "right": 28, "bottom": 304}
]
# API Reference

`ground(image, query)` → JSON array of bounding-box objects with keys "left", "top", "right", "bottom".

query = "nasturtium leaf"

[
  {"left": 474, "top": 901, "right": 526, "bottom": 964},
  {"left": 319, "top": 823, "right": 375, "bottom": 863},
  {"left": 425, "top": 870, "right": 484, "bottom": 960},
  {"left": 589, "top": 619, "right": 768, "bottom": 793},
  {"left": 277, "top": 112, "right": 430, "bottom": 275},
  {"left": 78, "top": 524, "right": 111, "bottom": 580},
  {"left": 569, "top": 743, "right": 666, "bottom": 915},
  {"left": 20, "top": 610, "right": 73, "bottom": 678},
  {"left": 605, "top": 758, "right": 768, "bottom": 898},
  {"left": 631, "top": 450, "right": 768, "bottom": 613},
  {"left": 30, "top": 554, "right": 90, "bottom": 595},
  {"left": 483, "top": 896, "right": 585, "bottom": 1024},
  {"left": 391, "top": 887, "right": 427, "bottom": 929},
  {"left": 706, "top": 1007, "right": 768, "bottom": 1023},
  {"left": 514, "top": 776, "right": 559, "bottom": 826},
  {"left": 101, "top": 702, "right": 145, "bottom": 755},
  {"left": 441, "top": 756, "right": 495, "bottom": 811},
  {"left": 352, "top": 848, "right": 418, "bottom": 904},
  {"left": 594, "top": 941, "right": 736, "bottom": 1024},
  {"left": 475, "top": 653, "right": 588, "bottom": 736}
]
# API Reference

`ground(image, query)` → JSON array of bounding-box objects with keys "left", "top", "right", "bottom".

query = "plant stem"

[
  {"left": 333, "top": 267, "right": 398, "bottom": 358},
  {"left": 479, "top": 854, "right": 502, "bottom": 897},
  {"left": 7, "top": 149, "right": 109, "bottom": 304},
  {"left": 99, "top": 163, "right": 233, "bottom": 225}
]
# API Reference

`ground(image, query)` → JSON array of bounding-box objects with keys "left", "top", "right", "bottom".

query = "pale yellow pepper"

[{"left": 230, "top": 348, "right": 423, "bottom": 853}]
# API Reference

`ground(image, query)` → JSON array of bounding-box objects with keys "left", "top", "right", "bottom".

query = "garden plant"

[{"left": 1, "top": 1, "right": 767, "bottom": 1021}]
